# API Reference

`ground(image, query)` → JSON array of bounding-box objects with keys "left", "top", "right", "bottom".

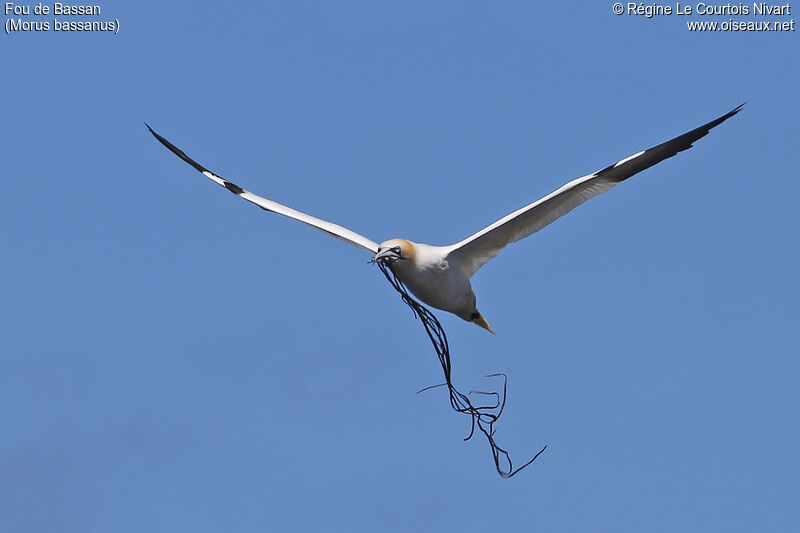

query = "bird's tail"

[{"left": 471, "top": 312, "right": 495, "bottom": 334}]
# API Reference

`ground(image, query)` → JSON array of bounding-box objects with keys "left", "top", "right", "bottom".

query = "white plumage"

[{"left": 148, "top": 105, "right": 742, "bottom": 333}]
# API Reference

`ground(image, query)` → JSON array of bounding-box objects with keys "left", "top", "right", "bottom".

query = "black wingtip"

[
  {"left": 594, "top": 103, "right": 744, "bottom": 182},
  {"left": 698, "top": 102, "right": 745, "bottom": 135},
  {"left": 728, "top": 102, "right": 746, "bottom": 117},
  {"left": 144, "top": 122, "right": 160, "bottom": 140},
  {"left": 145, "top": 123, "right": 209, "bottom": 174}
]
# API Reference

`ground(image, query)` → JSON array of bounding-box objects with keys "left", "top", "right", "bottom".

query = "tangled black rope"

[{"left": 374, "top": 261, "right": 546, "bottom": 478}]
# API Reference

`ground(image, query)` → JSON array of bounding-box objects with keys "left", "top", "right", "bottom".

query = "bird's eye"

[{"left": 394, "top": 246, "right": 401, "bottom": 254}]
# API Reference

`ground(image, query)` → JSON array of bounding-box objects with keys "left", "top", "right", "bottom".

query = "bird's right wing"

[
  {"left": 147, "top": 125, "right": 380, "bottom": 254},
  {"left": 447, "top": 104, "right": 744, "bottom": 278}
]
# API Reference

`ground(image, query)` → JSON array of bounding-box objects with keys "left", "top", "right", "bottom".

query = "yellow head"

[{"left": 375, "top": 238, "right": 416, "bottom": 264}]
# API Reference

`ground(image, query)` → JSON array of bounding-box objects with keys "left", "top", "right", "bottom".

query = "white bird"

[{"left": 147, "top": 105, "right": 742, "bottom": 333}]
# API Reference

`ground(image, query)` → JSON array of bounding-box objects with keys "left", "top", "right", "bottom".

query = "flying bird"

[{"left": 147, "top": 105, "right": 742, "bottom": 333}]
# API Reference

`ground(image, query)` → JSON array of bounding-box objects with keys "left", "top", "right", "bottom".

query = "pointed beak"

[{"left": 375, "top": 248, "right": 398, "bottom": 263}]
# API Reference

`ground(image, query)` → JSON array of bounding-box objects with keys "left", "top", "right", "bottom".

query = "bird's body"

[
  {"left": 147, "top": 104, "right": 743, "bottom": 333},
  {"left": 376, "top": 238, "right": 493, "bottom": 331}
]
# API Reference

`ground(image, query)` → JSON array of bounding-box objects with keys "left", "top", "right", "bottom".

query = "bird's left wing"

[
  {"left": 147, "top": 125, "right": 380, "bottom": 254},
  {"left": 447, "top": 104, "right": 743, "bottom": 278}
]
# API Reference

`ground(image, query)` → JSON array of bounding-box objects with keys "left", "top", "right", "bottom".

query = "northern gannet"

[{"left": 147, "top": 105, "right": 742, "bottom": 333}]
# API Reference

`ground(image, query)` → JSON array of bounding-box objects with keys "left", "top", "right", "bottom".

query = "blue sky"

[{"left": 1, "top": 2, "right": 798, "bottom": 531}]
